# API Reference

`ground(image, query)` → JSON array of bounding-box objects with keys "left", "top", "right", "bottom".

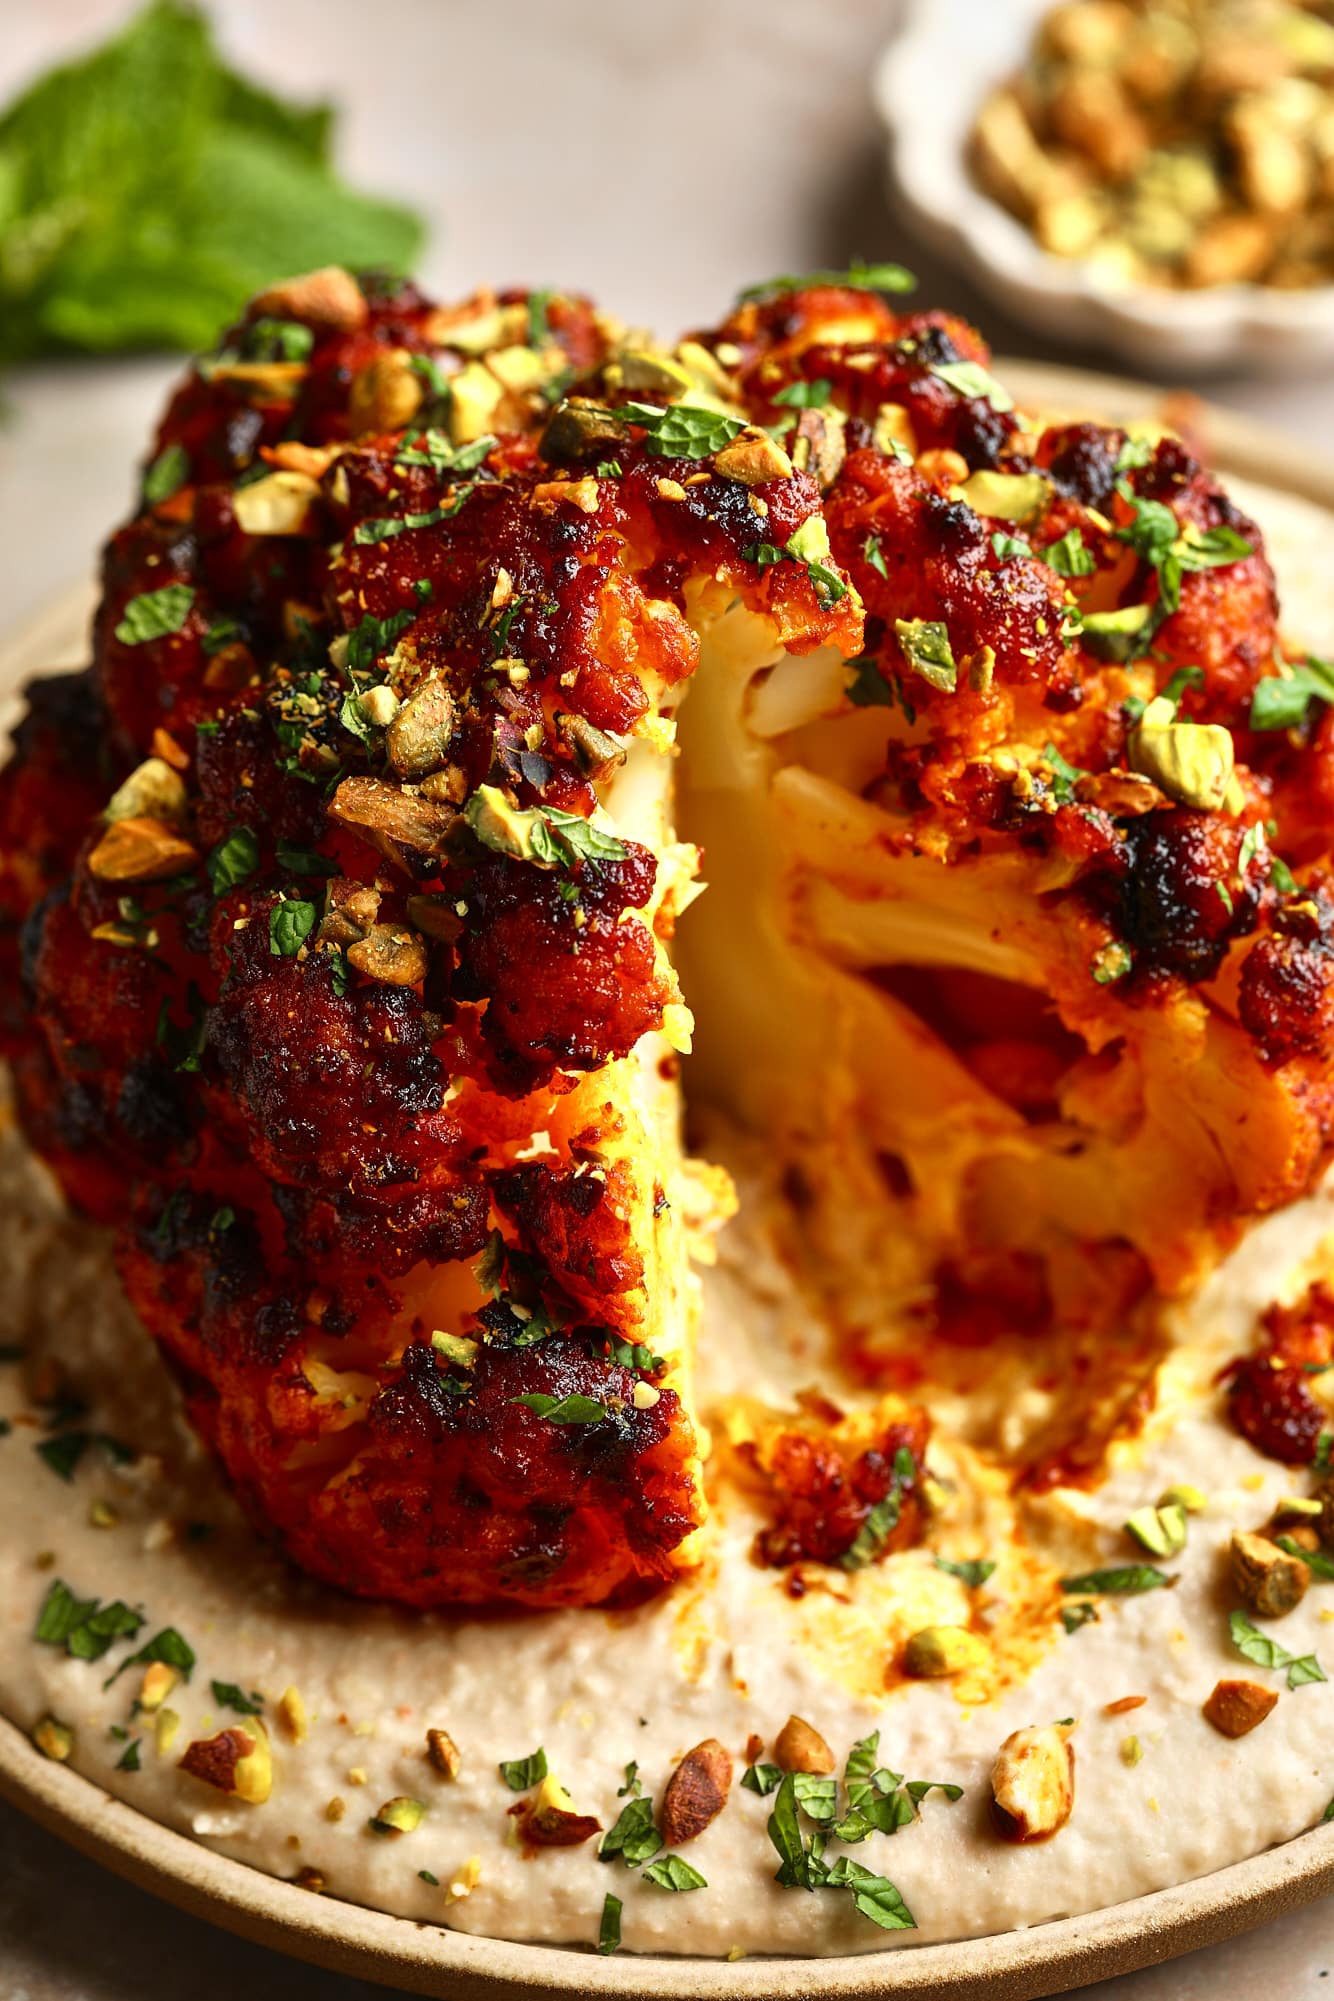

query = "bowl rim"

[
  {"left": 4, "top": 367, "right": 1334, "bottom": 2000},
  {"left": 872, "top": 0, "right": 1334, "bottom": 349}
]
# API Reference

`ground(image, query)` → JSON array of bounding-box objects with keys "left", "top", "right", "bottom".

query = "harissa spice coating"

[{"left": 3, "top": 262, "right": 1334, "bottom": 1607}]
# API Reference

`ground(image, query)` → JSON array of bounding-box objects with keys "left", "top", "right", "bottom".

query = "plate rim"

[
  {"left": 4, "top": 365, "right": 1334, "bottom": 1999},
  {"left": 3, "top": 1711, "right": 1332, "bottom": 2001}
]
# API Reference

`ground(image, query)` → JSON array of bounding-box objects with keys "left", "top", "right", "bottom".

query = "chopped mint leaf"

[
  {"left": 511, "top": 1392, "right": 608, "bottom": 1425},
  {"left": 269, "top": 899, "right": 317, "bottom": 957},
  {"left": 1045, "top": 528, "right": 1095, "bottom": 579},
  {"left": 929, "top": 360, "right": 1013, "bottom": 413},
  {"left": 738, "top": 262, "right": 916, "bottom": 303},
  {"left": 933, "top": 1555, "right": 997, "bottom": 1588},
  {"left": 598, "top": 1795, "right": 663, "bottom": 1867},
  {"left": 1250, "top": 657, "right": 1334, "bottom": 733},
  {"left": 207, "top": 826, "right": 259, "bottom": 895},
  {"left": 773, "top": 377, "right": 832, "bottom": 409},
  {"left": 894, "top": 618, "right": 956, "bottom": 693},
  {"left": 142, "top": 443, "right": 190, "bottom": 506},
  {"left": 864, "top": 533, "right": 889, "bottom": 579},
  {"left": 114, "top": 584, "right": 194, "bottom": 647},
  {"left": 35, "top": 1580, "right": 143, "bottom": 1662},
  {"left": 498, "top": 1748, "right": 547, "bottom": 1792},
  {"left": 741, "top": 1762, "right": 784, "bottom": 1796},
  {"left": 597, "top": 1891, "right": 623, "bottom": 1953},
  {"left": 1060, "top": 1565, "right": 1172, "bottom": 1594},
  {"left": 211, "top": 1680, "right": 264, "bottom": 1715},
  {"left": 615, "top": 400, "right": 744, "bottom": 460},
  {"left": 642, "top": 1854, "right": 707, "bottom": 1892},
  {"left": 105, "top": 1625, "right": 196, "bottom": 1687}
]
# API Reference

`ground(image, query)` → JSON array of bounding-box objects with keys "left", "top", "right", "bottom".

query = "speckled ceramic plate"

[{"left": 3, "top": 368, "right": 1334, "bottom": 2000}]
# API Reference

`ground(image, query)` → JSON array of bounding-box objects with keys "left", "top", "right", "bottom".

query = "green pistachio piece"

[
  {"left": 960, "top": 470, "right": 1049, "bottom": 522},
  {"left": 1125, "top": 1503, "right": 1188, "bottom": 1558},
  {"left": 1128, "top": 717, "right": 1235, "bottom": 810}
]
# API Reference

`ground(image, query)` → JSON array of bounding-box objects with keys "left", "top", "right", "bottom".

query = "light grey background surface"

[{"left": 0, "top": 1, "right": 1331, "bottom": 1994}]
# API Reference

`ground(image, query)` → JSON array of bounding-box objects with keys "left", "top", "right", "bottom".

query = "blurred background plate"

[{"left": 875, "top": 0, "right": 1334, "bottom": 374}]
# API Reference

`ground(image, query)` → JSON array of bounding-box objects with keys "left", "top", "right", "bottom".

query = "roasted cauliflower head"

[{"left": 1, "top": 262, "right": 1330, "bottom": 1605}]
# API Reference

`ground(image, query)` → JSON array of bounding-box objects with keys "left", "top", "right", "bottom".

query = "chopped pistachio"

[
  {"left": 1128, "top": 706, "right": 1235, "bottom": 810},
  {"left": 1126, "top": 1503, "right": 1188, "bottom": 1558},
  {"left": 713, "top": 430, "right": 793, "bottom": 485},
  {"left": 1081, "top": 603, "right": 1152, "bottom": 662},
  {"left": 386, "top": 676, "right": 456, "bottom": 780},
  {"left": 1273, "top": 1495, "right": 1323, "bottom": 1525},
  {"left": 104, "top": 758, "right": 188, "bottom": 826},
  {"left": 427, "top": 1727, "right": 462, "bottom": 1779},
  {"left": 138, "top": 1661, "right": 179, "bottom": 1711},
  {"left": 154, "top": 1709, "right": 180, "bottom": 1756},
  {"left": 325, "top": 1795, "right": 347, "bottom": 1822},
  {"left": 1119, "top": 1735, "right": 1143, "bottom": 1768},
  {"left": 88, "top": 1499, "right": 119, "bottom": 1529},
  {"left": 32, "top": 1715, "right": 73, "bottom": 1761},
  {"left": 959, "top": 469, "right": 1049, "bottom": 522},
  {"left": 1231, "top": 1530, "right": 1310, "bottom": 1618},
  {"left": 369, "top": 1795, "right": 426, "bottom": 1835},
  {"left": 431, "top": 1331, "right": 479, "bottom": 1369},
  {"left": 903, "top": 1625, "right": 991, "bottom": 1678},
  {"left": 277, "top": 1685, "right": 308, "bottom": 1743},
  {"left": 356, "top": 684, "right": 401, "bottom": 729},
  {"left": 1159, "top": 1484, "right": 1206, "bottom": 1515},
  {"left": 991, "top": 1723, "right": 1076, "bottom": 1841},
  {"left": 233, "top": 470, "right": 320, "bottom": 537},
  {"left": 872, "top": 401, "right": 915, "bottom": 460}
]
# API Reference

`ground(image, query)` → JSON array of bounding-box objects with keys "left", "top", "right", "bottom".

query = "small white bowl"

[{"left": 873, "top": 0, "right": 1334, "bottom": 375}]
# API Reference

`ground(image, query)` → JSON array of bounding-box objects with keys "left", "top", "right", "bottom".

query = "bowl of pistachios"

[{"left": 875, "top": 0, "right": 1334, "bottom": 373}]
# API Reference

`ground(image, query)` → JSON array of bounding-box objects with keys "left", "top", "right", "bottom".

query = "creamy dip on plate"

[{"left": 1, "top": 474, "right": 1333, "bottom": 1959}]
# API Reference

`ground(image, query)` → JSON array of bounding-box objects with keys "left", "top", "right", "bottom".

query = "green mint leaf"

[
  {"left": 766, "top": 1772, "right": 814, "bottom": 1888},
  {"left": 142, "top": 443, "right": 190, "bottom": 505},
  {"left": 116, "top": 1738, "right": 142, "bottom": 1771},
  {"left": 1227, "top": 1610, "right": 1324, "bottom": 1685},
  {"left": 773, "top": 377, "right": 832, "bottom": 409},
  {"left": 741, "top": 1762, "right": 784, "bottom": 1796},
  {"left": 642, "top": 1854, "right": 707, "bottom": 1892},
  {"left": 864, "top": 533, "right": 889, "bottom": 579},
  {"left": 738, "top": 262, "right": 916, "bottom": 303},
  {"left": 1060, "top": 1565, "right": 1172, "bottom": 1594},
  {"left": 894, "top": 618, "right": 956, "bottom": 693},
  {"left": 597, "top": 1892, "right": 623, "bottom": 1953},
  {"left": 269, "top": 899, "right": 317, "bottom": 957},
  {"left": 511, "top": 1392, "right": 609, "bottom": 1425},
  {"left": 105, "top": 1625, "right": 196, "bottom": 1686},
  {"left": 929, "top": 360, "right": 1013, "bottom": 413},
  {"left": 1045, "top": 528, "right": 1095, "bottom": 579},
  {"left": 933, "top": 1555, "right": 997, "bottom": 1588},
  {"left": 498, "top": 1748, "right": 547, "bottom": 1792},
  {"left": 792, "top": 1772, "right": 839, "bottom": 1822},
  {"left": 274, "top": 842, "right": 337, "bottom": 876},
  {"left": 353, "top": 504, "right": 453, "bottom": 544},
  {"left": 598, "top": 1795, "right": 663, "bottom": 1867},
  {"left": 36, "top": 1432, "right": 90, "bottom": 1482},
  {"left": 840, "top": 1493, "right": 902, "bottom": 1571},
  {"left": 114, "top": 584, "right": 195, "bottom": 646},
  {"left": 992, "top": 530, "right": 1033, "bottom": 561},
  {"left": 615, "top": 400, "right": 745, "bottom": 460},
  {"left": 207, "top": 826, "right": 259, "bottom": 895},
  {"left": 824, "top": 1856, "right": 916, "bottom": 1931},
  {"left": 211, "top": 1680, "right": 264, "bottom": 1715},
  {"left": 1250, "top": 657, "right": 1334, "bottom": 732}
]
